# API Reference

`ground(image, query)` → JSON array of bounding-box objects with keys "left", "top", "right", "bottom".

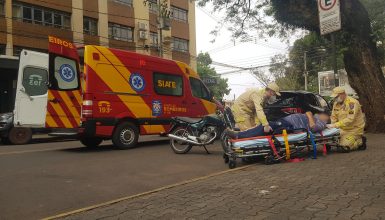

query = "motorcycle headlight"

[{"left": 0, "top": 113, "right": 13, "bottom": 122}]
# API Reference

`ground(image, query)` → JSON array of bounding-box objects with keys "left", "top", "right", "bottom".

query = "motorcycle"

[{"left": 167, "top": 110, "right": 231, "bottom": 154}]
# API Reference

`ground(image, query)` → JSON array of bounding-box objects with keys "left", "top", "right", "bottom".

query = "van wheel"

[
  {"left": 112, "top": 122, "right": 139, "bottom": 150},
  {"left": 8, "top": 127, "right": 32, "bottom": 145},
  {"left": 80, "top": 137, "right": 103, "bottom": 148}
]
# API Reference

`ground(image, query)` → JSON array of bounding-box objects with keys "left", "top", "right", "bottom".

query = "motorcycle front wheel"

[{"left": 170, "top": 127, "right": 193, "bottom": 154}]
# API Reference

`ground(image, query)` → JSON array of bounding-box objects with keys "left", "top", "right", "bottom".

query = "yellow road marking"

[
  {"left": 42, "top": 164, "right": 254, "bottom": 220},
  {"left": 0, "top": 146, "right": 76, "bottom": 156}
]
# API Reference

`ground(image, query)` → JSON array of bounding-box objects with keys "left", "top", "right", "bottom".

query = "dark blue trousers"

[{"left": 237, "top": 119, "right": 294, "bottom": 139}]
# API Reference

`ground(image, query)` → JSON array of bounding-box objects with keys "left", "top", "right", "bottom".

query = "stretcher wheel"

[
  {"left": 326, "top": 144, "right": 332, "bottom": 153},
  {"left": 229, "top": 160, "right": 236, "bottom": 169},
  {"left": 223, "top": 153, "right": 229, "bottom": 163},
  {"left": 264, "top": 155, "right": 276, "bottom": 165}
]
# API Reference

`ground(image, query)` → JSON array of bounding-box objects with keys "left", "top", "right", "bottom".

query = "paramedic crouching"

[
  {"left": 231, "top": 82, "right": 281, "bottom": 132},
  {"left": 327, "top": 87, "right": 366, "bottom": 151},
  {"left": 226, "top": 112, "right": 330, "bottom": 139}
]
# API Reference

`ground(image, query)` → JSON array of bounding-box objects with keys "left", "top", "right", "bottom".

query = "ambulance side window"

[
  {"left": 22, "top": 67, "right": 48, "bottom": 96},
  {"left": 153, "top": 73, "right": 183, "bottom": 96},
  {"left": 50, "top": 56, "right": 79, "bottom": 90},
  {"left": 189, "top": 77, "right": 211, "bottom": 101}
]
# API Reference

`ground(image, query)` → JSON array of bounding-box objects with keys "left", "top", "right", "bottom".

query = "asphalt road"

[{"left": 0, "top": 136, "right": 229, "bottom": 220}]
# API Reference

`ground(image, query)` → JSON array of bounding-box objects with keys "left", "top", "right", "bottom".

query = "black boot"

[
  {"left": 358, "top": 136, "right": 367, "bottom": 151},
  {"left": 225, "top": 128, "right": 239, "bottom": 139},
  {"left": 337, "top": 146, "right": 351, "bottom": 153}
]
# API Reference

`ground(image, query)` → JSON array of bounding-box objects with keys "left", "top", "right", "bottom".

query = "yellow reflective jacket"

[
  {"left": 231, "top": 88, "right": 268, "bottom": 126},
  {"left": 331, "top": 96, "right": 365, "bottom": 134}
]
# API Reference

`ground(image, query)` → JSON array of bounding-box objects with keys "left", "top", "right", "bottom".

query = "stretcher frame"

[{"left": 221, "top": 129, "right": 340, "bottom": 169}]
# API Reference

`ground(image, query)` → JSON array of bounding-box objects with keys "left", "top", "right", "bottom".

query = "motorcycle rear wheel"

[{"left": 170, "top": 127, "right": 193, "bottom": 154}]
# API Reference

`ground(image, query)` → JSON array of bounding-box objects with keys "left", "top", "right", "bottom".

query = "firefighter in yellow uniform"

[
  {"left": 328, "top": 87, "right": 366, "bottom": 151},
  {"left": 231, "top": 82, "right": 281, "bottom": 131}
]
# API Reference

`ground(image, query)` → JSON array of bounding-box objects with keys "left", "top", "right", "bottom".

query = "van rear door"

[
  {"left": 14, "top": 50, "right": 49, "bottom": 127},
  {"left": 46, "top": 36, "right": 82, "bottom": 128}
]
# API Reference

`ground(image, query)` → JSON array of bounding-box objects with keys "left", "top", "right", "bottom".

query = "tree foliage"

[
  {"left": 199, "top": 0, "right": 385, "bottom": 132},
  {"left": 197, "top": 52, "right": 231, "bottom": 100}
]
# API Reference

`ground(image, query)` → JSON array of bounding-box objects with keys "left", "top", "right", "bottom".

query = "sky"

[{"left": 194, "top": 4, "right": 303, "bottom": 101}]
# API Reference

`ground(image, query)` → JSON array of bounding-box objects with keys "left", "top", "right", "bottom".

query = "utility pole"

[
  {"left": 304, "top": 51, "right": 308, "bottom": 91},
  {"left": 331, "top": 33, "right": 339, "bottom": 87}
]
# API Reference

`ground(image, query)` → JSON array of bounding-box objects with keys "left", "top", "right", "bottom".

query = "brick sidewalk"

[{"left": 58, "top": 134, "right": 385, "bottom": 220}]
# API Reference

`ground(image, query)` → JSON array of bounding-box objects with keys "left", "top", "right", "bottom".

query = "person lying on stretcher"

[{"left": 225, "top": 112, "right": 330, "bottom": 139}]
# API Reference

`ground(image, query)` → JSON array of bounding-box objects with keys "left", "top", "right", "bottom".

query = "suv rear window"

[
  {"left": 316, "top": 94, "right": 329, "bottom": 109},
  {"left": 266, "top": 93, "right": 298, "bottom": 107}
]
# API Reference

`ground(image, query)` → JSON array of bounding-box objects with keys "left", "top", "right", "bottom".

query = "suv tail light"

[
  {"left": 82, "top": 93, "right": 93, "bottom": 118},
  {"left": 281, "top": 108, "right": 303, "bottom": 114}
]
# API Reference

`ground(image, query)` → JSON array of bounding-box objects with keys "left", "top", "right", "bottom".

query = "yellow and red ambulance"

[{"left": 14, "top": 36, "right": 217, "bottom": 149}]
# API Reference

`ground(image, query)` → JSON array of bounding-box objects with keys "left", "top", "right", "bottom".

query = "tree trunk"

[{"left": 341, "top": 0, "right": 385, "bottom": 132}]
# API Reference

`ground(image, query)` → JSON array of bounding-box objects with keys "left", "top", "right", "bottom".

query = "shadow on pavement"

[{"left": 59, "top": 139, "right": 170, "bottom": 153}]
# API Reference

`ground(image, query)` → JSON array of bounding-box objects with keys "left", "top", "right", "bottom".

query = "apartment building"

[{"left": 0, "top": 0, "right": 196, "bottom": 67}]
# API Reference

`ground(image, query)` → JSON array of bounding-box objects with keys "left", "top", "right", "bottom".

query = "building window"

[
  {"left": 0, "top": 0, "right": 4, "bottom": 16},
  {"left": 171, "top": 6, "right": 187, "bottom": 23},
  {"left": 148, "top": 0, "right": 158, "bottom": 14},
  {"left": 0, "top": 44, "right": 5, "bottom": 55},
  {"left": 153, "top": 73, "right": 183, "bottom": 96},
  {"left": 108, "top": 23, "right": 134, "bottom": 42},
  {"left": 172, "top": 37, "right": 188, "bottom": 52},
  {"left": 12, "top": 2, "right": 71, "bottom": 30},
  {"left": 113, "top": 0, "right": 133, "bottom": 7},
  {"left": 84, "top": 17, "right": 98, "bottom": 36},
  {"left": 149, "top": 32, "right": 158, "bottom": 47}
]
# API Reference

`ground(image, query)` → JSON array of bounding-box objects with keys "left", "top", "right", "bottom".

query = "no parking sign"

[{"left": 318, "top": 0, "right": 341, "bottom": 35}]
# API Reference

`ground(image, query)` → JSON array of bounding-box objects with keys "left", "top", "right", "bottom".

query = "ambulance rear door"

[
  {"left": 46, "top": 36, "right": 82, "bottom": 129},
  {"left": 14, "top": 50, "right": 49, "bottom": 127}
]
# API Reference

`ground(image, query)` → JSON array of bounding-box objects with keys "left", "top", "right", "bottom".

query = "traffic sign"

[{"left": 318, "top": 0, "right": 341, "bottom": 35}]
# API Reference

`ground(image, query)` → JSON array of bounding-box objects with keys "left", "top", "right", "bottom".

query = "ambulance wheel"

[
  {"left": 228, "top": 160, "right": 236, "bottom": 169},
  {"left": 80, "top": 137, "right": 103, "bottom": 148},
  {"left": 112, "top": 122, "right": 139, "bottom": 150},
  {"left": 7, "top": 127, "right": 32, "bottom": 145}
]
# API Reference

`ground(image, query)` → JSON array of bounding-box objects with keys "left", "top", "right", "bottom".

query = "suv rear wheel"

[
  {"left": 7, "top": 127, "right": 32, "bottom": 145},
  {"left": 112, "top": 122, "right": 139, "bottom": 150}
]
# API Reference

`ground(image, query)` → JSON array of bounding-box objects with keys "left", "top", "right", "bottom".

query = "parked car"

[
  {"left": 0, "top": 112, "right": 32, "bottom": 145},
  {"left": 264, "top": 91, "right": 331, "bottom": 121}
]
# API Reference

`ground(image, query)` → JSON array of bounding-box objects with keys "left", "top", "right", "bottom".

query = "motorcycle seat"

[{"left": 174, "top": 117, "right": 203, "bottom": 124}]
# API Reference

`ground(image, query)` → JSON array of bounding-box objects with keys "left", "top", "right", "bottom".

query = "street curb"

[{"left": 41, "top": 164, "right": 253, "bottom": 220}]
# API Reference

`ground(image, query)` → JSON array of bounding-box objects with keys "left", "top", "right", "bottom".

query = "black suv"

[{"left": 264, "top": 91, "right": 330, "bottom": 121}]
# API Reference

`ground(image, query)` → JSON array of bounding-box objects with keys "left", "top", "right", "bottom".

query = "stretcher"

[{"left": 221, "top": 128, "right": 340, "bottom": 169}]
